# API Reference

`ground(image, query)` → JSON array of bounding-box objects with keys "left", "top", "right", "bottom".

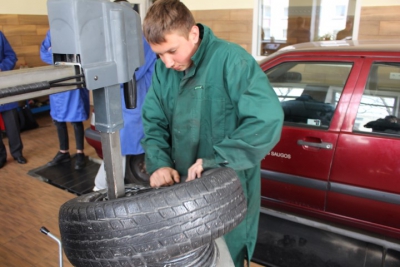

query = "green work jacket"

[{"left": 141, "top": 24, "right": 283, "bottom": 265}]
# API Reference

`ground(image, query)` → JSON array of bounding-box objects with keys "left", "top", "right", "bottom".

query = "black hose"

[
  {"left": 51, "top": 82, "right": 85, "bottom": 87},
  {"left": 0, "top": 81, "right": 50, "bottom": 98},
  {"left": 0, "top": 74, "right": 86, "bottom": 99},
  {"left": 49, "top": 74, "right": 84, "bottom": 84}
]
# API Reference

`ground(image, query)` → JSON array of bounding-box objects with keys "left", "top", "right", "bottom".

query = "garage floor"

[{"left": 0, "top": 111, "right": 264, "bottom": 267}]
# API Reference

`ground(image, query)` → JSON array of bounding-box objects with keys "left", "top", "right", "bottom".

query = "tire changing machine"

[{"left": 0, "top": 0, "right": 234, "bottom": 266}]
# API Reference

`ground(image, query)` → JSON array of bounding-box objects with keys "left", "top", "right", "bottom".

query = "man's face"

[{"left": 149, "top": 26, "right": 200, "bottom": 72}]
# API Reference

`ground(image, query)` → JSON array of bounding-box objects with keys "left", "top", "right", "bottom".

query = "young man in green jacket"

[{"left": 141, "top": 0, "right": 284, "bottom": 266}]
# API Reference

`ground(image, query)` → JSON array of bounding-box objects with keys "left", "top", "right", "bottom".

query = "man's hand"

[
  {"left": 150, "top": 167, "right": 180, "bottom": 188},
  {"left": 187, "top": 158, "right": 203, "bottom": 182}
]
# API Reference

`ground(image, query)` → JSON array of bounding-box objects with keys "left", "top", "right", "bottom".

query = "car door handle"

[{"left": 297, "top": 140, "right": 333, "bottom": 149}]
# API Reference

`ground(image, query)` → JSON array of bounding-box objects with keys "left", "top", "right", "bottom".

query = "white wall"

[
  {"left": 362, "top": 0, "right": 400, "bottom": 6},
  {"left": 0, "top": 0, "right": 48, "bottom": 15},
  {"left": 0, "top": 0, "right": 399, "bottom": 15},
  {"left": 183, "top": 0, "right": 253, "bottom": 10},
  {"left": 0, "top": 0, "right": 252, "bottom": 15}
]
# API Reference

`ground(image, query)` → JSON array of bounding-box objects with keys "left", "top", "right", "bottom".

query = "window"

[
  {"left": 253, "top": 0, "right": 360, "bottom": 57},
  {"left": 354, "top": 63, "right": 400, "bottom": 135},
  {"left": 265, "top": 62, "right": 353, "bottom": 128},
  {"left": 335, "top": 5, "right": 346, "bottom": 17},
  {"left": 263, "top": 6, "right": 271, "bottom": 17}
]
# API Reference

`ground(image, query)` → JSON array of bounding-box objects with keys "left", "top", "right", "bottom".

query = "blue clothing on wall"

[
  {"left": 119, "top": 36, "right": 157, "bottom": 155},
  {"left": 0, "top": 31, "right": 18, "bottom": 112},
  {"left": 40, "top": 30, "right": 90, "bottom": 122}
]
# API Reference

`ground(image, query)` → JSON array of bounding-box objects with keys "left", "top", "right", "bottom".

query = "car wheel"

[
  {"left": 125, "top": 153, "right": 150, "bottom": 186},
  {"left": 59, "top": 167, "right": 247, "bottom": 267}
]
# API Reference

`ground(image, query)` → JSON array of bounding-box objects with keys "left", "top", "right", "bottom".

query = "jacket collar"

[{"left": 185, "top": 24, "right": 213, "bottom": 78}]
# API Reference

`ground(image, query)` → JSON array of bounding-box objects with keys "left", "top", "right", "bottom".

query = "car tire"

[
  {"left": 59, "top": 167, "right": 247, "bottom": 267},
  {"left": 124, "top": 153, "right": 150, "bottom": 186}
]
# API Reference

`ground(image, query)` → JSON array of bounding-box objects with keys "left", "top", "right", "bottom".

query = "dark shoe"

[
  {"left": 47, "top": 151, "right": 71, "bottom": 166},
  {"left": 14, "top": 156, "right": 27, "bottom": 164},
  {"left": 0, "top": 160, "right": 6, "bottom": 169},
  {"left": 75, "top": 153, "right": 86, "bottom": 170}
]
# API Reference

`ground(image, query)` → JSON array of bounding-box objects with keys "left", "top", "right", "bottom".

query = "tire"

[
  {"left": 59, "top": 167, "right": 247, "bottom": 267},
  {"left": 124, "top": 154, "right": 150, "bottom": 186}
]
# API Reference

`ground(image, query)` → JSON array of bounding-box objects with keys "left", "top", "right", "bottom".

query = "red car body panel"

[{"left": 258, "top": 41, "right": 400, "bottom": 242}]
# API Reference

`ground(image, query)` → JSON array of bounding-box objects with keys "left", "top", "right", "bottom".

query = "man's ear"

[{"left": 189, "top": 25, "right": 200, "bottom": 44}]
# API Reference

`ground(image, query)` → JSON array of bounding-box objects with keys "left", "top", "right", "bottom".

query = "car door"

[
  {"left": 259, "top": 55, "right": 364, "bottom": 212},
  {"left": 327, "top": 57, "right": 400, "bottom": 239}
]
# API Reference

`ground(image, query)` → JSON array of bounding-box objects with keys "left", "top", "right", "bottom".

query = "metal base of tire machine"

[{"left": 0, "top": 0, "right": 234, "bottom": 266}]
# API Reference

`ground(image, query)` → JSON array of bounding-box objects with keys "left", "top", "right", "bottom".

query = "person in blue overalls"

[
  {"left": 0, "top": 31, "right": 27, "bottom": 169},
  {"left": 40, "top": 30, "right": 90, "bottom": 170}
]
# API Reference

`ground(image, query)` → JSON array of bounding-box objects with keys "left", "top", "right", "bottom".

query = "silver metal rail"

[{"left": 0, "top": 65, "right": 77, "bottom": 104}]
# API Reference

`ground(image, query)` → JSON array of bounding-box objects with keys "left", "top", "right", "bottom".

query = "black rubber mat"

[{"left": 28, "top": 155, "right": 100, "bottom": 196}]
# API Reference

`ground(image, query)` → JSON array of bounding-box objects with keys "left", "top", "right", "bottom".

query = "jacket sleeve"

[
  {"left": 141, "top": 63, "right": 175, "bottom": 174},
  {"left": 40, "top": 30, "right": 53, "bottom": 65},
  {"left": 203, "top": 53, "right": 284, "bottom": 171},
  {"left": 0, "top": 32, "right": 17, "bottom": 71}
]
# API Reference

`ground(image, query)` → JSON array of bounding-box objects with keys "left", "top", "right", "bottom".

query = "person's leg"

[
  {"left": 224, "top": 225, "right": 247, "bottom": 267},
  {"left": 72, "top": 121, "right": 84, "bottom": 152},
  {"left": 72, "top": 121, "right": 86, "bottom": 169},
  {"left": 55, "top": 120, "right": 69, "bottom": 151},
  {"left": 47, "top": 120, "right": 71, "bottom": 166},
  {"left": 0, "top": 123, "right": 7, "bottom": 168},
  {"left": 2, "top": 109, "right": 25, "bottom": 163}
]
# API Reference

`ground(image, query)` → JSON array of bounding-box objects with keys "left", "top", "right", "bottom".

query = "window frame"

[{"left": 251, "top": 0, "right": 362, "bottom": 58}]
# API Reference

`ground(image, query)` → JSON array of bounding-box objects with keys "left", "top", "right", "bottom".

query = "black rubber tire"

[
  {"left": 124, "top": 154, "right": 150, "bottom": 186},
  {"left": 59, "top": 167, "right": 246, "bottom": 267}
]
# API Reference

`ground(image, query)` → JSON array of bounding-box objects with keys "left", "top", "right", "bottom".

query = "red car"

[
  {"left": 255, "top": 40, "right": 400, "bottom": 266},
  {"left": 85, "top": 40, "right": 400, "bottom": 266}
]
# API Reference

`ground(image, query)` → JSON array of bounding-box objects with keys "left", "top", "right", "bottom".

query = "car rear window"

[{"left": 354, "top": 62, "right": 400, "bottom": 136}]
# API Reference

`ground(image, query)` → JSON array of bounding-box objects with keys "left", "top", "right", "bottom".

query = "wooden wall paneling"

[
  {"left": 361, "top": 6, "right": 400, "bottom": 21},
  {"left": 359, "top": 6, "right": 400, "bottom": 40},
  {"left": 193, "top": 9, "right": 231, "bottom": 21},
  {"left": 380, "top": 21, "right": 400, "bottom": 36},
  {"left": 358, "top": 20, "right": 380, "bottom": 36},
  {"left": 0, "top": 14, "right": 19, "bottom": 25},
  {"left": 2, "top": 25, "right": 38, "bottom": 36},
  {"left": 24, "top": 56, "right": 48, "bottom": 67},
  {"left": 5, "top": 35, "right": 23, "bottom": 46},
  {"left": 213, "top": 21, "right": 249, "bottom": 33},
  {"left": 18, "top": 14, "right": 49, "bottom": 25},
  {"left": 229, "top": 9, "right": 252, "bottom": 21},
  {"left": 36, "top": 25, "right": 50, "bottom": 35},
  {"left": 192, "top": 9, "right": 253, "bottom": 53},
  {"left": 0, "top": 14, "right": 49, "bottom": 69},
  {"left": 21, "top": 35, "right": 47, "bottom": 46},
  {"left": 358, "top": 35, "right": 400, "bottom": 40}
]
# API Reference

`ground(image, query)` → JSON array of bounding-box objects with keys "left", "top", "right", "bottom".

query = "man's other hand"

[
  {"left": 150, "top": 167, "right": 180, "bottom": 188},
  {"left": 187, "top": 158, "right": 203, "bottom": 182}
]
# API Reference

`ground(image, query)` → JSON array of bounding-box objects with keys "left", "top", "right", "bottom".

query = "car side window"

[
  {"left": 265, "top": 62, "right": 353, "bottom": 128},
  {"left": 354, "top": 62, "right": 400, "bottom": 136}
]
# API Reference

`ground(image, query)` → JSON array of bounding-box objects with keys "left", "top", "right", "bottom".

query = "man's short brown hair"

[{"left": 143, "top": 0, "right": 196, "bottom": 44}]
